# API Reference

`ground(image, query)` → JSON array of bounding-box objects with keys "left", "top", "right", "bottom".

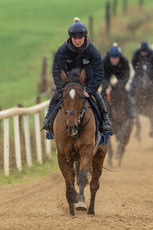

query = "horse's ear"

[
  {"left": 80, "top": 69, "right": 86, "bottom": 85},
  {"left": 61, "top": 70, "right": 68, "bottom": 84}
]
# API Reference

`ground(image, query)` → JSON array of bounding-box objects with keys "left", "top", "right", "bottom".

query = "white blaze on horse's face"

[{"left": 69, "top": 89, "right": 76, "bottom": 99}]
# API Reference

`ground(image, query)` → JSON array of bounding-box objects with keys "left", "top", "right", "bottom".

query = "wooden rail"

[{"left": 0, "top": 100, "right": 51, "bottom": 176}]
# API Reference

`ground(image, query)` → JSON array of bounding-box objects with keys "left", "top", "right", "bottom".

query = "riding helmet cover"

[
  {"left": 140, "top": 41, "right": 149, "bottom": 52},
  {"left": 68, "top": 17, "right": 88, "bottom": 38},
  {"left": 108, "top": 43, "right": 122, "bottom": 57}
]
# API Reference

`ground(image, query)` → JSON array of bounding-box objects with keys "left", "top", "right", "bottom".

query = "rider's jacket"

[
  {"left": 52, "top": 37, "right": 104, "bottom": 95},
  {"left": 132, "top": 48, "right": 153, "bottom": 79},
  {"left": 102, "top": 54, "right": 130, "bottom": 91}
]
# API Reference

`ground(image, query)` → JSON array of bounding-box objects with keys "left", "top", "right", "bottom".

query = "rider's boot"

[
  {"left": 42, "top": 90, "right": 61, "bottom": 131},
  {"left": 94, "top": 91, "right": 112, "bottom": 132}
]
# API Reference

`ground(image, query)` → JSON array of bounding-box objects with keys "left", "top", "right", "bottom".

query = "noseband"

[{"left": 64, "top": 83, "right": 86, "bottom": 125}]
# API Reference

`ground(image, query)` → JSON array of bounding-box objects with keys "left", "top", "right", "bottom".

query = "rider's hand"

[
  {"left": 84, "top": 91, "right": 89, "bottom": 98},
  {"left": 106, "top": 85, "right": 112, "bottom": 95}
]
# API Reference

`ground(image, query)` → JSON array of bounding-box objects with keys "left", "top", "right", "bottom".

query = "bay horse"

[
  {"left": 53, "top": 69, "right": 108, "bottom": 216},
  {"left": 105, "top": 85, "right": 134, "bottom": 167},
  {"left": 130, "top": 64, "right": 153, "bottom": 137}
]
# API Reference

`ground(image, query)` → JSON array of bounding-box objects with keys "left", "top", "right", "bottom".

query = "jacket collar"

[{"left": 66, "top": 36, "right": 90, "bottom": 53}]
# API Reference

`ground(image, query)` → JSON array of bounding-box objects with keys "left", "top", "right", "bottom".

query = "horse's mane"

[{"left": 66, "top": 68, "right": 82, "bottom": 84}]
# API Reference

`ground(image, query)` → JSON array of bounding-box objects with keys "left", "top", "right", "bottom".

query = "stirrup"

[{"left": 100, "top": 125, "right": 112, "bottom": 133}]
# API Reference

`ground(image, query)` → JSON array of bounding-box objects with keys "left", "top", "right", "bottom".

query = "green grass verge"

[
  {"left": 96, "top": 4, "right": 153, "bottom": 60},
  {"left": 1, "top": 0, "right": 153, "bottom": 185},
  {"left": 0, "top": 153, "right": 59, "bottom": 186},
  {"left": 1, "top": 0, "right": 153, "bottom": 109}
]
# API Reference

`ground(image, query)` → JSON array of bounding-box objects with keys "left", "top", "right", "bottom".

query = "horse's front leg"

[
  {"left": 76, "top": 144, "right": 93, "bottom": 211},
  {"left": 116, "top": 119, "right": 133, "bottom": 166},
  {"left": 57, "top": 152, "right": 78, "bottom": 216}
]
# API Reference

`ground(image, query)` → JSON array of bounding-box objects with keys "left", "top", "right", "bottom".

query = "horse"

[
  {"left": 53, "top": 69, "right": 108, "bottom": 216},
  {"left": 130, "top": 64, "right": 153, "bottom": 137},
  {"left": 105, "top": 85, "right": 134, "bottom": 167}
]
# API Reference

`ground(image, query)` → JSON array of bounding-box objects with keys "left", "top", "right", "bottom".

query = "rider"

[
  {"left": 130, "top": 41, "right": 153, "bottom": 95},
  {"left": 42, "top": 17, "right": 112, "bottom": 132},
  {"left": 102, "top": 43, "right": 136, "bottom": 119}
]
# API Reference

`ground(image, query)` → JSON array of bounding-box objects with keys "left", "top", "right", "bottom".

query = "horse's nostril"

[{"left": 66, "top": 125, "right": 78, "bottom": 135}]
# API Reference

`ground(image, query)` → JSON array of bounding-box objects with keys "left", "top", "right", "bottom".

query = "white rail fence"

[{"left": 0, "top": 100, "right": 52, "bottom": 176}]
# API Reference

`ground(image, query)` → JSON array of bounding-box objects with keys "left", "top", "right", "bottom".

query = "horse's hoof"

[
  {"left": 76, "top": 202, "right": 87, "bottom": 211},
  {"left": 70, "top": 213, "right": 75, "bottom": 216},
  {"left": 87, "top": 209, "right": 95, "bottom": 215},
  {"left": 115, "top": 154, "right": 120, "bottom": 160}
]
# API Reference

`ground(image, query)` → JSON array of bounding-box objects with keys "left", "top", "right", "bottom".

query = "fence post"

[
  {"left": 112, "top": 0, "right": 117, "bottom": 16},
  {"left": 35, "top": 96, "right": 41, "bottom": 105},
  {"left": 123, "top": 0, "right": 128, "bottom": 14},
  {"left": 40, "top": 57, "right": 47, "bottom": 92},
  {"left": 0, "top": 107, "right": 1, "bottom": 135},
  {"left": 105, "top": 1, "right": 111, "bottom": 33},
  {"left": 139, "top": 0, "right": 144, "bottom": 7},
  {"left": 44, "top": 110, "right": 51, "bottom": 159},
  {"left": 89, "top": 16, "right": 94, "bottom": 42},
  {"left": 4, "top": 118, "right": 9, "bottom": 176},
  {"left": 17, "top": 104, "right": 23, "bottom": 134},
  {"left": 23, "top": 115, "right": 32, "bottom": 167},
  {"left": 34, "top": 112, "right": 43, "bottom": 164},
  {"left": 14, "top": 115, "right": 22, "bottom": 172}
]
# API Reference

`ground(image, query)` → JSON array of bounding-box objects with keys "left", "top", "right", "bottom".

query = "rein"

[
  {"left": 63, "top": 82, "right": 92, "bottom": 152},
  {"left": 64, "top": 82, "right": 86, "bottom": 127}
]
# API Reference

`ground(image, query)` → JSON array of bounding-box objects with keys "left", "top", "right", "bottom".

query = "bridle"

[
  {"left": 63, "top": 82, "right": 91, "bottom": 132},
  {"left": 64, "top": 83, "right": 86, "bottom": 126}
]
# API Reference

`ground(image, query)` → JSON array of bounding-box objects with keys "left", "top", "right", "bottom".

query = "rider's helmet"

[
  {"left": 68, "top": 17, "right": 88, "bottom": 38},
  {"left": 108, "top": 43, "right": 122, "bottom": 57},
  {"left": 139, "top": 41, "right": 149, "bottom": 52}
]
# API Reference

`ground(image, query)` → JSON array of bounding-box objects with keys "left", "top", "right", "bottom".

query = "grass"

[
  {"left": 96, "top": 4, "right": 153, "bottom": 61},
  {"left": 1, "top": 0, "right": 153, "bottom": 109},
  {"left": 0, "top": 153, "right": 59, "bottom": 186},
  {"left": 1, "top": 0, "right": 153, "bottom": 185}
]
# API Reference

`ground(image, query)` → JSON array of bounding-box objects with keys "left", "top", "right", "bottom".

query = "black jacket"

[
  {"left": 102, "top": 54, "right": 130, "bottom": 91},
  {"left": 52, "top": 37, "right": 104, "bottom": 95},
  {"left": 132, "top": 48, "right": 153, "bottom": 79}
]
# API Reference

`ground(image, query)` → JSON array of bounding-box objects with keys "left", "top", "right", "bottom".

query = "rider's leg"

[
  {"left": 42, "top": 90, "right": 62, "bottom": 131},
  {"left": 94, "top": 91, "right": 112, "bottom": 132}
]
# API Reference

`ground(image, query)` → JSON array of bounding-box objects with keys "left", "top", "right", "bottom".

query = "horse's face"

[
  {"left": 141, "top": 64, "right": 150, "bottom": 89},
  {"left": 64, "top": 84, "right": 84, "bottom": 136},
  {"left": 61, "top": 69, "right": 86, "bottom": 136}
]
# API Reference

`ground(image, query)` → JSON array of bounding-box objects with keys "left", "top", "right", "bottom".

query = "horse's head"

[
  {"left": 141, "top": 64, "right": 150, "bottom": 88},
  {"left": 61, "top": 68, "right": 86, "bottom": 136}
]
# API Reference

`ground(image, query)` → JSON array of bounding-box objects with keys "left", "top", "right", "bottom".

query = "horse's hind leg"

[
  {"left": 57, "top": 152, "right": 78, "bottom": 216},
  {"left": 149, "top": 117, "right": 153, "bottom": 137},
  {"left": 88, "top": 146, "right": 106, "bottom": 215},
  {"left": 135, "top": 115, "right": 141, "bottom": 141},
  {"left": 108, "top": 140, "right": 113, "bottom": 168}
]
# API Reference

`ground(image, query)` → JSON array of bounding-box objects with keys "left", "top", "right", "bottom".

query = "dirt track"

[{"left": 0, "top": 116, "right": 153, "bottom": 230}]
